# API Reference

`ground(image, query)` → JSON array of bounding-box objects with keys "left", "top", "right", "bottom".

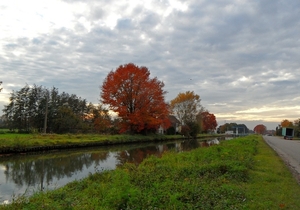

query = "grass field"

[
  {"left": 0, "top": 133, "right": 172, "bottom": 147},
  {"left": 1, "top": 135, "right": 300, "bottom": 209},
  {"left": 0, "top": 132, "right": 220, "bottom": 153}
]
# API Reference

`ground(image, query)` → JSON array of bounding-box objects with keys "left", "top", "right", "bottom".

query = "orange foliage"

[
  {"left": 101, "top": 63, "right": 170, "bottom": 133},
  {"left": 201, "top": 111, "right": 218, "bottom": 132},
  {"left": 254, "top": 124, "right": 266, "bottom": 134},
  {"left": 281, "top": 119, "right": 293, "bottom": 127},
  {"left": 93, "top": 117, "right": 111, "bottom": 133}
]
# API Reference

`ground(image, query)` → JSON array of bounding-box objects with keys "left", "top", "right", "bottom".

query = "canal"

[{"left": 0, "top": 137, "right": 226, "bottom": 204}]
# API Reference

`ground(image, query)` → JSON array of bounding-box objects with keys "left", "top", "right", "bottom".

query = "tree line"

[
  {"left": 276, "top": 119, "right": 300, "bottom": 137},
  {"left": 1, "top": 63, "right": 218, "bottom": 135},
  {"left": 1, "top": 84, "right": 113, "bottom": 133},
  {"left": 250, "top": 119, "right": 300, "bottom": 136}
]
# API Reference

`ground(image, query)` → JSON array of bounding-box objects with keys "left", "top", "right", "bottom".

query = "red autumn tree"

[
  {"left": 200, "top": 111, "right": 217, "bottom": 133},
  {"left": 101, "top": 63, "right": 170, "bottom": 134},
  {"left": 253, "top": 124, "right": 266, "bottom": 134}
]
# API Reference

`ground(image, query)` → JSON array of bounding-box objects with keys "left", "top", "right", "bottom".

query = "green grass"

[
  {"left": 0, "top": 133, "right": 169, "bottom": 148},
  {"left": 1, "top": 135, "right": 300, "bottom": 209},
  {"left": 243, "top": 136, "right": 300, "bottom": 209},
  {"left": 0, "top": 133, "right": 220, "bottom": 153}
]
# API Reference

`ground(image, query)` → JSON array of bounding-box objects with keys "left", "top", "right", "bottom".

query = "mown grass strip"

[
  {"left": 0, "top": 134, "right": 170, "bottom": 154},
  {"left": 243, "top": 136, "right": 300, "bottom": 209},
  {"left": 0, "top": 133, "right": 220, "bottom": 154},
  {"left": 1, "top": 135, "right": 300, "bottom": 209}
]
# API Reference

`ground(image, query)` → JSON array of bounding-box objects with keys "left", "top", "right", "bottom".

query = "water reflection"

[{"left": 0, "top": 137, "right": 223, "bottom": 203}]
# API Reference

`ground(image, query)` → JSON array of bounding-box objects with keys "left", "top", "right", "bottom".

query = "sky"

[{"left": 1, "top": 0, "right": 300, "bottom": 131}]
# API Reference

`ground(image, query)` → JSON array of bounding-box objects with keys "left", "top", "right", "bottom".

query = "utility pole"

[{"left": 43, "top": 92, "right": 49, "bottom": 134}]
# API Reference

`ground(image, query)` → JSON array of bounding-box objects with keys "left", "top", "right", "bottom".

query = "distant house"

[
  {"left": 157, "top": 115, "right": 181, "bottom": 134},
  {"left": 168, "top": 115, "right": 181, "bottom": 133},
  {"left": 225, "top": 131, "right": 234, "bottom": 135}
]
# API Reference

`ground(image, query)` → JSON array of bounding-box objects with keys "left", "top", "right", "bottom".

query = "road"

[{"left": 263, "top": 135, "right": 300, "bottom": 182}]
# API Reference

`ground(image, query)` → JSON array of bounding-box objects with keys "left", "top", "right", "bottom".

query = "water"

[{"left": 0, "top": 137, "right": 223, "bottom": 204}]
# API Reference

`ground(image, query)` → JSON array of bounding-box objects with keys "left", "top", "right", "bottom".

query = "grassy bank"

[
  {"left": 1, "top": 135, "right": 300, "bottom": 209},
  {"left": 0, "top": 133, "right": 220, "bottom": 154}
]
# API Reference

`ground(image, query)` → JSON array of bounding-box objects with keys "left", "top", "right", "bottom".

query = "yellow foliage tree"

[{"left": 170, "top": 91, "right": 202, "bottom": 125}]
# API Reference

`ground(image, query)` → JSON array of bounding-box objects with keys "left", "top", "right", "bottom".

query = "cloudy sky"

[{"left": 1, "top": 0, "right": 299, "bottom": 130}]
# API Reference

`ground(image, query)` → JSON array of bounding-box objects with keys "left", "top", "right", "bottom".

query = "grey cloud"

[
  {"left": 1, "top": 0, "right": 300, "bottom": 129},
  {"left": 90, "top": 7, "right": 105, "bottom": 20},
  {"left": 116, "top": 19, "right": 133, "bottom": 30}
]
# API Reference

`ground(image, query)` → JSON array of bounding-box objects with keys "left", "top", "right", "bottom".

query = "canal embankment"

[
  {"left": 2, "top": 135, "right": 300, "bottom": 209},
  {"left": 0, "top": 133, "right": 221, "bottom": 155}
]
